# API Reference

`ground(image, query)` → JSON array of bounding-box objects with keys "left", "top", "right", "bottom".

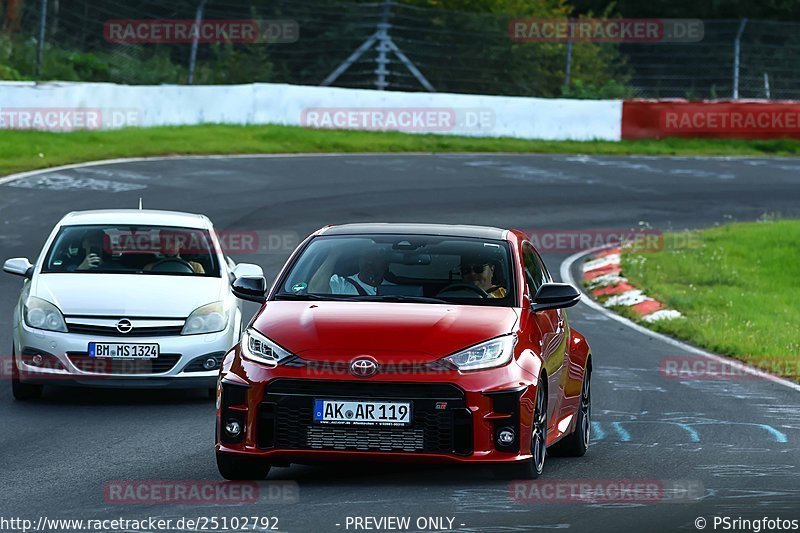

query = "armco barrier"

[
  {"left": 0, "top": 82, "right": 622, "bottom": 141},
  {"left": 622, "top": 99, "right": 800, "bottom": 140}
]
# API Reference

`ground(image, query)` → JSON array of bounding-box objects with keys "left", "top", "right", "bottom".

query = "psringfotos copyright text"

[{"left": 696, "top": 516, "right": 799, "bottom": 532}]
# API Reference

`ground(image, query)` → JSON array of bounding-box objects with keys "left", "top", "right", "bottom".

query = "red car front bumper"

[{"left": 215, "top": 350, "right": 546, "bottom": 464}]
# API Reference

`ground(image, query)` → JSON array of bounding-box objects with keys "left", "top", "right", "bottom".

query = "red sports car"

[{"left": 216, "top": 224, "right": 592, "bottom": 479}]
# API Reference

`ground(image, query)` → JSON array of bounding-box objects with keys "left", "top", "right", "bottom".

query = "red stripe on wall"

[{"left": 622, "top": 99, "right": 800, "bottom": 140}]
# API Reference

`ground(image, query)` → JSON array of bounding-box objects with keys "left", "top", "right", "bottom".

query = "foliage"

[{"left": 562, "top": 79, "right": 633, "bottom": 98}]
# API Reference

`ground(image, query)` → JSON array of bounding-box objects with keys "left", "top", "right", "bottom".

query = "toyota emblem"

[
  {"left": 116, "top": 319, "right": 133, "bottom": 334},
  {"left": 350, "top": 357, "right": 378, "bottom": 378}
]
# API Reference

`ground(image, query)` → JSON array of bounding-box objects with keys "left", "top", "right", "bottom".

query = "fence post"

[
  {"left": 374, "top": 0, "right": 392, "bottom": 90},
  {"left": 321, "top": 0, "right": 433, "bottom": 91},
  {"left": 35, "top": 0, "right": 49, "bottom": 80},
  {"left": 732, "top": 18, "right": 747, "bottom": 99},
  {"left": 188, "top": 0, "right": 209, "bottom": 85},
  {"left": 563, "top": 19, "right": 573, "bottom": 92}
]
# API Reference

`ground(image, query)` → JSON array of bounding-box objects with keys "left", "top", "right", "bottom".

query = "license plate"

[
  {"left": 313, "top": 399, "right": 412, "bottom": 426},
  {"left": 88, "top": 342, "right": 159, "bottom": 359}
]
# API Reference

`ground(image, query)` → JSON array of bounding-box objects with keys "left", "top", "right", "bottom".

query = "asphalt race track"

[{"left": 1, "top": 154, "right": 799, "bottom": 532}]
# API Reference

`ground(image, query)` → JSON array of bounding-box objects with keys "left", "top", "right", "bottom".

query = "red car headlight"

[
  {"left": 240, "top": 328, "right": 293, "bottom": 367},
  {"left": 443, "top": 334, "right": 516, "bottom": 371}
]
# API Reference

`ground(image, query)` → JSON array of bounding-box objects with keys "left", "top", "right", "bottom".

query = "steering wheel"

[
  {"left": 436, "top": 283, "right": 490, "bottom": 298},
  {"left": 149, "top": 258, "right": 195, "bottom": 274}
]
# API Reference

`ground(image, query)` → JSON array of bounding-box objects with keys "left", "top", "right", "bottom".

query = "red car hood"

[{"left": 252, "top": 301, "right": 519, "bottom": 363}]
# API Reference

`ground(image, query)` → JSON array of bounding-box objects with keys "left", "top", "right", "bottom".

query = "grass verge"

[
  {"left": 4, "top": 125, "right": 800, "bottom": 176},
  {"left": 619, "top": 220, "right": 800, "bottom": 381}
]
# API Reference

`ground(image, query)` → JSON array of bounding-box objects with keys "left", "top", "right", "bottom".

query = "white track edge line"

[
  {"left": 0, "top": 152, "right": 463, "bottom": 186},
  {"left": 561, "top": 245, "right": 800, "bottom": 393}
]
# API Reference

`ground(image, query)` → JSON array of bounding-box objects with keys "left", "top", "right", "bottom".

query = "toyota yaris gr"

[
  {"left": 4, "top": 209, "right": 264, "bottom": 400},
  {"left": 216, "top": 223, "right": 592, "bottom": 480}
]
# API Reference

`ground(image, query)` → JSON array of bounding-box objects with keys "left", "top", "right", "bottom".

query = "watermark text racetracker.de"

[
  {"left": 509, "top": 18, "right": 703, "bottom": 43},
  {"left": 510, "top": 479, "right": 704, "bottom": 504},
  {"left": 662, "top": 108, "right": 800, "bottom": 134},
  {"left": 525, "top": 228, "right": 668, "bottom": 253},
  {"left": 660, "top": 355, "right": 800, "bottom": 381},
  {"left": 102, "top": 229, "right": 300, "bottom": 256},
  {"left": 301, "top": 107, "right": 495, "bottom": 134},
  {"left": 104, "top": 19, "right": 299, "bottom": 43},
  {"left": 104, "top": 480, "right": 298, "bottom": 505},
  {"left": 0, "top": 108, "right": 141, "bottom": 132}
]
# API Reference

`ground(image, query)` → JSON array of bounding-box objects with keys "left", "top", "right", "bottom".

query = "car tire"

[
  {"left": 550, "top": 366, "right": 591, "bottom": 457},
  {"left": 11, "top": 347, "right": 43, "bottom": 401},
  {"left": 499, "top": 379, "right": 547, "bottom": 480},
  {"left": 216, "top": 452, "right": 271, "bottom": 480}
]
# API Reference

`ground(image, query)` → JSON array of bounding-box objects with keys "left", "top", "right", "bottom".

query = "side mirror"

[
  {"left": 3, "top": 258, "right": 34, "bottom": 279},
  {"left": 531, "top": 283, "right": 581, "bottom": 312},
  {"left": 232, "top": 276, "right": 267, "bottom": 303},
  {"left": 232, "top": 263, "right": 264, "bottom": 279}
]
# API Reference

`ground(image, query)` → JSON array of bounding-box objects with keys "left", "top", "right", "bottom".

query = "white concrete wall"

[{"left": 0, "top": 81, "right": 622, "bottom": 141}]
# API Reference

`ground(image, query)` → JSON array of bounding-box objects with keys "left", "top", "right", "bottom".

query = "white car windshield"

[{"left": 41, "top": 224, "right": 221, "bottom": 277}]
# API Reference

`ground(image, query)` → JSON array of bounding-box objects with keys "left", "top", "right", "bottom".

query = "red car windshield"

[{"left": 275, "top": 234, "right": 515, "bottom": 306}]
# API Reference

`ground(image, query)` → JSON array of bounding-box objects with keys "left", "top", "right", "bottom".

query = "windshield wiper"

[
  {"left": 353, "top": 295, "right": 449, "bottom": 304},
  {"left": 273, "top": 293, "right": 355, "bottom": 301},
  {"left": 273, "top": 293, "right": 448, "bottom": 304}
]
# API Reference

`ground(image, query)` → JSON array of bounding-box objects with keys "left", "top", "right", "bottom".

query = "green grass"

[
  {"left": 620, "top": 221, "right": 800, "bottom": 381},
  {"left": 5, "top": 124, "right": 800, "bottom": 176}
]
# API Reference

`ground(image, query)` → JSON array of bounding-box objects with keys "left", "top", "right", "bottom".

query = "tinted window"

[{"left": 521, "top": 242, "right": 548, "bottom": 293}]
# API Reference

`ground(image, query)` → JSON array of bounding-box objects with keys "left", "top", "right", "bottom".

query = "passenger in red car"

[{"left": 329, "top": 248, "right": 392, "bottom": 295}]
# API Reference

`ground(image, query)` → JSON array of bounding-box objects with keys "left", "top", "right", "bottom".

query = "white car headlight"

[
  {"left": 182, "top": 301, "right": 230, "bottom": 335},
  {"left": 444, "top": 335, "right": 516, "bottom": 371},
  {"left": 240, "top": 328, "right": 293, "bottom": 366},
  {"left": 24, "top": 296, "right": 67, "bottom": 333}
]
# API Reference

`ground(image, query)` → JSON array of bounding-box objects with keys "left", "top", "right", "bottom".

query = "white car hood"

[{"left": 32, "top": 273, "right": 227, "bottom": 318}]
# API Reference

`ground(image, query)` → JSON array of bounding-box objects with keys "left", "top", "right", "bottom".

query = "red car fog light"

[
  {"left": 225, "top": 419, "right": 243, "bottom": 437},
  {"left": 219, "top": 381, "right": 249, "bottom": 444},
  {"left": 497, "top": 427, "right": 516, "bottom": 446}
]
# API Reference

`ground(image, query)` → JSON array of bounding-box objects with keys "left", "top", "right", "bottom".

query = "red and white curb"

[
  {"left": 582, "top": 247, "right": 681, "bottom": 323},
  {"left": 562, "top": 247, "right": 800, "bottom": 392}
]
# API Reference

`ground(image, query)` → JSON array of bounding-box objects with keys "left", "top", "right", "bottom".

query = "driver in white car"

[{"left": 75, "top": 229, "right": 107, "bottom": 271}]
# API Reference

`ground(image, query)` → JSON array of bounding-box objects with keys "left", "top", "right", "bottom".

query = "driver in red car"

[{"left": 460, "top": 253, "right": 507, "bottom": 298}]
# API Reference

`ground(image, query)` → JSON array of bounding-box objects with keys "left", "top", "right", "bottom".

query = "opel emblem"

[
  {"left": 350, "top": 357, "right": 378, "bottom": 378},
  {"left": 116, "top": 319, "right": 133, "bottom": 334}
]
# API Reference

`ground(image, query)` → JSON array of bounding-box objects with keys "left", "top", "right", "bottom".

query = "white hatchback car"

[{"left": 3, "top": 209, "right": 267, "bottom": 400}]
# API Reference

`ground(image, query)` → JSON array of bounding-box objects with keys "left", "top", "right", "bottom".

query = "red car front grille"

[
  {"left": 258, "top": 379, "right": 473, "bottom": 455},
  {"left": 306, "top": 425, "right": 425, "bottom": 452}
]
